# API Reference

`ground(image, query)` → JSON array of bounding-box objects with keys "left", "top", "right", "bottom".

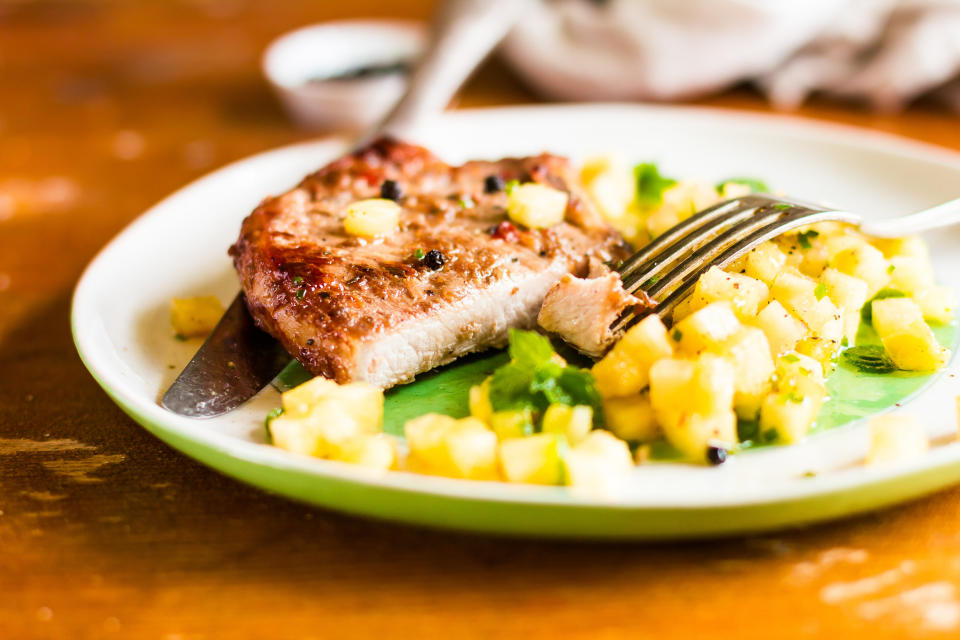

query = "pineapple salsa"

[{"left": 262, "top": 155, "right": 956, "bottom": 492}]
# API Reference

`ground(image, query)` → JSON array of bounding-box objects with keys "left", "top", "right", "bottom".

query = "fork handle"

[{"left": 861, "top": 196, "right": 960, "bottom": 238}]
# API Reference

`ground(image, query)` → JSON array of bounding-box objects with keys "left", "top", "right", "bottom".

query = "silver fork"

[{"left": 612, "top": 193, "right": 960, "bottom": 333}]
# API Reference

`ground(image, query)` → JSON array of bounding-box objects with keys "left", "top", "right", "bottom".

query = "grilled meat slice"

[{"left": 230, "top": 138, "right": 632, "bottom": 388}]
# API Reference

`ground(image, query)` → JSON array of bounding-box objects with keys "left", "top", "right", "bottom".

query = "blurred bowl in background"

[{"left": 262, "top": 20, "right": 425, "bottom": 132}]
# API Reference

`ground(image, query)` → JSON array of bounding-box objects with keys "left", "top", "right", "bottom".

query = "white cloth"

[{"left": 500, "top": 0, "right": 960, "bottom": 113}]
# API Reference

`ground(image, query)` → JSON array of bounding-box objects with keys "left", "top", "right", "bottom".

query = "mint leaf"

[
  {"left": 634, "top": 163, "right": 677, "bottom": 208},
  {"left": 507, "top": 328, "right": 555, "bottom": 368},
  {"left": 797, "top": 229, "right": 819, "bottom": 250},
  {"left": 841, "top": 344, "right": 898, "bottom": 374},
  {"left": 814, "top": 283, "right": 828, "bottom": 300}
]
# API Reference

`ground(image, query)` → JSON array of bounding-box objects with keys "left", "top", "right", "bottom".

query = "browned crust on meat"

[{"left": 229, "top": 137, "right": 632, "bottom": 383}]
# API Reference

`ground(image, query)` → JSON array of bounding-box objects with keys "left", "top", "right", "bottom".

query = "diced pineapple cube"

[
  {"left": 499, "top": 434, "right": 568, "bottom": 485},
  {"left": 580, "top": 155, "right": 635, "bottom": 221},
  {"left": 828, "top": 241, "right": 889, "bottom": 296},
  {"left": 507, "top": 183, "right": 568, "bottom": 229},
  {"left": 672, "top": 302, "right": 741, "bottom": 354},
  {"left": 563, "top": 430, "right": 633, "bottom": 497},
  {"left": 865, "top": 414, "right": 928, "bottom": 465},
  {"left": 592, "top": 314, "right": 673, "bottom": 397},
  {"left": 759, "top": 392, "right": 820, "bottom": 444},
  {"left": 691, "top": 266, "right": 770, "bottom": 321},
  {"left": 344, "top": 198, "right": 401, "bottom": 237},
  {"left": 281, "top": 377, "right": 382, "bottom": 430},
  {"left": 798, "top": 235, "right": 830, "bottom": 278},
  {"left": 717, "top": 327, "right": 775, "bottom": 420},
  {"left": 775, "top": 352, "right": 826, "bottom": 399},
  {"left": 795, "top": 336, "right": 841, "bottom": 372},
  {"left": 743, "top": 242, "right": 788, "bottom": 286},
  {"left": 603, "top": 393, "right": 659, "bottom": 442},
  {"left": 871, "top": 235, "right": 929, "bottom": 260},
  {"left": 329, "top": 433, "right": 397, "bottom": 470},
  {"left": 887, "top": 255, "right": 935, "bottom": 296},
  {"left": 650, "top": 354, "right": 736, "bottom": 417},
  {"left": 489, "top": 409, "right": 533, "bottom": 440},
  {"left": 914, "top": 285, "right": 957, "bottom": 324},
  {"left": 871, "top": 297, "right": 949, "bottom": 371},
  {"left": 671, "top": 295, "right": 700, "bottom": 323},
  {"left": 404, "top": 414, "right": 499, "bottom": 480},
  {"left": 468, "top": 378, "right": 493, "bottom": 425},
  {"left": 820, "top": 268, "right": 869, "bottom": 345},
  {"left": 541, "top": 404, "right": 593, "bottom": 444},
  {"left": 662, "top": 410, "right": 738, "bottom": 462},
  {"left": 771, "top": 270, "right": 841, "bottom": 336},
  {"left": 269, "top": 415, "right": 324, "bottom": 457},
  {"left": 753, "top": 300, "right": 808, "bottom": 357},
  {"left": 170, "top": 296, "right": 225, "bottom": 338}
]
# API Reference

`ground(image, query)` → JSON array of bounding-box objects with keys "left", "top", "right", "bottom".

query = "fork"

[{"left": 612, "top": 193, "right": 960, "bottom": 333}]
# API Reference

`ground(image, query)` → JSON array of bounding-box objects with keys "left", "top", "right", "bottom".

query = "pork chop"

[{"left": 230, "top": 138, "right": 632, "bottom": 388}]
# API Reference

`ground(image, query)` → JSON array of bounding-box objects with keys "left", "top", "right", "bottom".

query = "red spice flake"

[{"left": 490, "top": 220, "right": 520, "bottom": 243}]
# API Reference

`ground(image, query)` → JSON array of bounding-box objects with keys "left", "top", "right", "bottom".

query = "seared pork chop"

[{"left": 230, "top": 138, "right": 631, "bottom": 388}]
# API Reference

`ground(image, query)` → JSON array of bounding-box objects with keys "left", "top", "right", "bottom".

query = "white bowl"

[{"left": 262, "top": 20, "right": 426, "bottom": 132}]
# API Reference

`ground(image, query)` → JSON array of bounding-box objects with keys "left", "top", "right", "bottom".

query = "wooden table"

[{"left": 4, "top": 2, "right": 960, "bottom": 638}]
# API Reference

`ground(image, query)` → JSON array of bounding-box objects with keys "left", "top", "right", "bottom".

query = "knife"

[{"left": 161, "top": 0, "right": 527, "bottom": 417}]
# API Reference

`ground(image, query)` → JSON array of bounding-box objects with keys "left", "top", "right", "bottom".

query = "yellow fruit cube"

[
  {"left": 865, "top": 414, "right": 928, "bottom": 465},
  {"left": 771, "top": 270, "right": 840, "bottom": 336},
  {"left": 281, "top": 377, "right": 383, "bottom": 430},
  {"left": 468, "top": 379, "right": 493, "bottom": 425},
  {"left": 580, "top": 155, "right": 635, "bottom": 221},
  {"left": 888, "top": 255, "right": 935, "bottom": 296},
  {"left": 563, "top": 430, "right": 633, "bottom": 497},
  {"left": 828, "top": 241, "right": 889, "bottom": 296},
  {"left": 269, "top": 415, "right": 324, "bottom": 457},
  {"left": 672, "top": 302, "right": 742, "bottom": 354},
  {"left": 914, "top": 285, "right": 957, "bottom": 324},
  {"left": 541, "top": 404, "right": 593, "bottom": 444},
  {"left": 343, "top": 198, "right": 401, "bottom": 237},
  {"left": 330, "top": 433, "right": 397, "bottom": 470},
  {"left": 759, "top": 392, "right": 820, "bottom": 444},
  {"left": 871, "top": 235, "right": 929, "bottom": 260},
  {"left": 717, "top": 327, "right": 775, "bottom": 420},
  {"left": 489, "top": 409, "right": 534, "bottom": 440},
  {"left": 170, "top": 296, "right": 225, "bottom": 338},
  {"left": 592, "top": 314, "right": 673, "bottom": 397},
  {"left": 507, "top": 183, "right": 568, "bottom": 229},
  {"left": 603, "top": 393, "right": 659, "bottom": 442},
  {"left": 405, "top": 414, "right": 499, "bottom": 480},
  {"left": 499, "top": 434, "right": 568, "bottom": 485},
  {"left": 795, "top": 336, "right": 841, "bottom": 373},
  {"left": 691, "top": 267, "right": 770, "bottom": 321},
  {"left": 820, "top": 268, "right": 869, "bottom": 345},
  {"left": 752, "top": 300, "right": 808, "bottom": 357},
  {"left": 662, "top": 410, "right": 738, "bottom": 462},
  {"left": 281, "top": 376, "right": 340, "bottom": 417},
  {"left": 650, "top": 354, "right": 735, "bottom": 419},
  {"left": 743, "top": 242, "right": 788, "bottom": 286},
  {"left": 871, "top": 297, "right": 949, "bottom": 371}
]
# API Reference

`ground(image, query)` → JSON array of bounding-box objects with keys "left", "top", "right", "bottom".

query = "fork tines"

[{"left": 612, "top": 194, "right": 859, "bottom": 334}]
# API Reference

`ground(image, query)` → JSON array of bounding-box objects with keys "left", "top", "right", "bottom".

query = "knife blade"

[{"left": 161, "top": 293, "right": 291, "bottom": 417}]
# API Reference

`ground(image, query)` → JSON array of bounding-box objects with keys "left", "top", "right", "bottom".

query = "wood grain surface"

[{"left": 4, "top": 2, "right": 960, "bottom": 638}]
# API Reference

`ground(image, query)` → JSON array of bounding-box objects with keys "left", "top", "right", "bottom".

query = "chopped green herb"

[
  {"left": 841, "top": 344, "right": 898, "bottom": 374},
  {"left": 887, "top": 264, "right": 896, "bottom": 274},
  {"left": 504, "top": 179, "right": 519, "bottom": 195},
  {"left": 487, "top": 329, "right": 604, "bottom": 428},
  {"left": 634, "top": 163, "right": 677, "bottom": 208},
  {"left": 292, "top": 276, "right": 304, "bottom": 285},
  {"left": 716, "top": 177, "right": 769, "bottom": 193},
  {"left": 264, "top": 407, "right": 284, "bottom": 441},
  {"left": 763, "top": 428, "right": 780, "bottom": 443},
  {"left": 672, "top": 329, "right": 683, "bottom": 342},
  {"left": 861, "top": 288, "right": 906, "bottom": 322},
  {"left": 797, "top": 229, "right": 819, "bottom": 249},
  {"left": 642, "top": 274, "right": 662, "bottom": 288},
  {"left": 295, "top": 288, "right": 306, "bottom": 300},
  {"left": 773, "top": 203, "right": 791, "bottom": 211},
  {"left": 459, "top": 196, "right": 475, "bottom": 209},
  {"left": 413, "top": 248, "right": 425, "bottom": 260},
  {"left": 841, "top": 335, "right": 849, "bottom": 347},
  {"left": 783, "top": 391, "right": 804, "bottom": 404},
  {"left": 814, "top": 282, "right": 828, "bottom": 300},
  {"left": 781, "top": 353, "right": 800, "bottom": 363}
]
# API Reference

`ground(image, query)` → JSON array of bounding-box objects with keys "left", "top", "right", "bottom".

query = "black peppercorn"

[
  {"left": 380, "top": 179, "right": 402, "bottom": 201},
  {"left": 423, "top": 249, "right": 445, "bottom": 270},
  {"left": 706, "top": 445, "right": 728, "bottom": 466},
  {"left": 484, "top": 175, "right": 504, "bottom": 193}
]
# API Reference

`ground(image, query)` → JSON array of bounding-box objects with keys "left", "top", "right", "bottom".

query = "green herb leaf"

[
  {"left": 887, "top": 264, "right": 896, "bottom": 274},
  {"left": 781, "top": 353, "right": 800, "bottom": 363},
  {"left": 264, "top": 407, "right": 284, "bottom": 441},
  {"left": 773, "top": 203, "right": 791, "bottom": 211},
  {"left": 507, "top": 329, "right": 555, "bottom": 368},
  {"left": 861, "top": 288, "right": 906, "bottom": 322},
  {"left": 716, "top": 177, "right": 769, "bottom": 193},
  {"left": 642, "top": 274, "right": 662, "bottom": 288},
  {"left": 295, "top": 288, "right": 306, "bottom": 300},
  {"left": 763, "top": 428, "right": 780, "bottom": 443},
  {"left": 797, "top": 229, "right": 819, "bottom": 250},
  {"left": 634, "top": 163, "right": 677, "bottom": 208},
  {"left": 841, "top": 335, "right": 849, "bottom": 347},
  {"left": 672, "top": 329, "right": 683, "bottom": 342},
  {"left": 413, "top": 248, "right": 425, "bottom": 260},
  {"left": 292, "top": 276, "right": 304, "bottom": 285},
  {"left": 841, "top": 345, "right": 898, "bottom": 373},
  {"left": 504, "top": 179, "right": 519, "bottom": 195},
  {"left": 814, "top": 283, "right": 828, "bottom": 300},
  {"left": 459, "top": 196, "right": 475, "bottom": 209}
]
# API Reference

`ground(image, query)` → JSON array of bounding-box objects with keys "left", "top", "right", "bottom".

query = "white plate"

[{"left": 72, "top": 104, "right": 960, "bottom": 539}]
